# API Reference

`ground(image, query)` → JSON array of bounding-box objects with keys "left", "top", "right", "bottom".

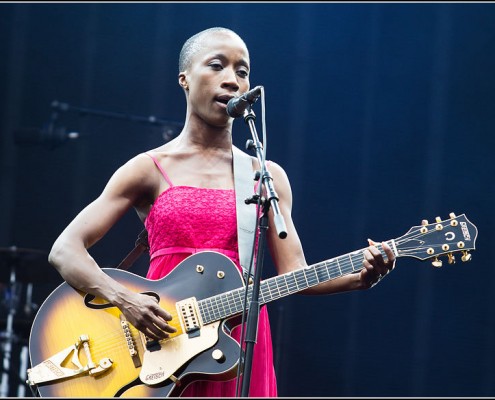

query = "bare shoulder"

[
  {"left": 102, "top": 152, "right": 162, "bottom": 206},
  {"left": 251, "top": 157, "right": 291, "bottom": 187},
  {"left": 267, "top": 160, "right": 289, "bottom": 181}
]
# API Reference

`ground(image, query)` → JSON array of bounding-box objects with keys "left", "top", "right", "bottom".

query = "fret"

[
  {"left": 286, "top": 272, "right": 297, "bottom": 293},
  {"left": 329, "top": 259, "right": 341, "bottom": 279},
  {"left": 277, "top": 275, "right": 290, "bottom": 297},
  {"left": 221, "top": 293, "right": 233, "bottom": 315},
  {"left": 264, "top": 280, "right": 274, "bottom": 302},
  {"left": 197, "top": 302, "right": 206, "bottom": 324},
  {"left": 270, "top": 278, "right": 282, "bottom": 299},
  {"left": 212, "top": 295, "right": 223, "bottom": 319},
  {"left": 294, "top": 270, "right": 308, "bottom": 291},
  {"left": 348, "top": 252, "right": 356, "bottom": 272},
  {"left": 267, "top": 279, "right": 280, "bottom": 300},
  {"left": 315, "top": 262, "right": 330, "bottom": 283},
  {"left": 350, "top": 251, "right": 363, "bottom": 273},
  {"left": 274, "top": 276, "right": 287, "bottom": 298},
  {"left": 322, "top": 260, "right": 333, "bottom": 281},
  {"left": 301, "top": 269, "right": 310, "bottom": 288},
  {"left": 258, "top": 284, "right": 266, "bottom": 304},
  {"left": 234, "top": 288, "right": 245, "bottom": 311},
  {"left": 289, "top": 271, "right": 300, "bottom": 292},
  {"left": 201, "top": 298, "right": 213, "bottom": 324},
  {"left": 227, "top": 290, "right": 240, "bottom": 314},
  {"left": 204, "top": 298, "right": 214, "bottom": 323},
  {"left": 304, "top": 267, "right": 319, "bottom": 286},
  {"left": 335, "top": 257, "right": 342, "bottom": 275},
  {"left": 263, "top": 281, "right": 273, "bottom": 302},
  {"left": 216, "top": 294, "right": 226, "bottom": 318},
  {"left": 378, "top": 242, "right": 392, "bottom": 262}
]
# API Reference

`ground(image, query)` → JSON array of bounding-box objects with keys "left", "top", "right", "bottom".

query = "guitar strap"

[
  {"left": 232, "top": 146, "right": 257, "bottom": 277},
  {"left": 116, "top": 228, "right": 149, "bottom": 270},
  {"left": 116, "top": 146, "right": 257, "bottom": 275}
]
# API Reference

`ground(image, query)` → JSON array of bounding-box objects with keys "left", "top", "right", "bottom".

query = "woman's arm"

[
  {"left": 48, "top": 154, "right": 176, "bottom": 340},
  {"left": 265, "top": 161, "right": 395, "bottom": 295}
]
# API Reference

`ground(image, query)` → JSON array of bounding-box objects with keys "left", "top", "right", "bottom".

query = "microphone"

[{"left": 226, "top": 86, "right": 263, "bottom": 118}]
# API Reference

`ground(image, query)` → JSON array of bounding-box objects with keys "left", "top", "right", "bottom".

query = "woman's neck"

[{"left": 177, "top": 116, "right": 234, "bottom": 152}]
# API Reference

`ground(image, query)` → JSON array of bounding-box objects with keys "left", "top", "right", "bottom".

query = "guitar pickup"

[{"left": 176, "top": 297, "right": 202, "bottom": 337}]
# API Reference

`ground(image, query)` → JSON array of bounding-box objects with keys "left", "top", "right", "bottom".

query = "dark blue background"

[{"left": 0, "top": 3, "right": 494, "bottom": 397}]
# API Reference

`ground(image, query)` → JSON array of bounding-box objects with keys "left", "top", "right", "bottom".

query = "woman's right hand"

[{"left": 119, "top": 291, "right": 177, "bottom": 341}]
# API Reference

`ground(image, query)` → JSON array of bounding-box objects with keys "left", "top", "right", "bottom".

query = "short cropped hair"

[{"left": 178, "top": 27, "right": 247, "bottom": 72}]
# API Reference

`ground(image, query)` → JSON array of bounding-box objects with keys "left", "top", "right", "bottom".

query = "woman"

[{"left": 48, "top": 27, "right": 395, "bottom": 397}]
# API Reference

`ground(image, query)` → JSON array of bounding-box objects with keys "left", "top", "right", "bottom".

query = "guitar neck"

[{"left": 198, "top": 240, "right": 396, "bottom": 324}]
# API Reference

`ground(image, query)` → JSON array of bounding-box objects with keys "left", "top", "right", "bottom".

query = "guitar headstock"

[{"left": 395, "top": 213, "right": 477, "bottom": 267}]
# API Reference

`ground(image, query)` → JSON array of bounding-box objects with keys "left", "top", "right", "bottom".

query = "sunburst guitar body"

[{"left": 27, "top": 214, "right": 478, "bottom": 397}]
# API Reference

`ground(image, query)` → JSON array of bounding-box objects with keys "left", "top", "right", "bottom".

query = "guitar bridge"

[
  {"left": 176, "top": 297, "right": 202, "bottom": 337},
  {"left": 120, "top": 315, "right": 142, "bottom": 367},
  {"left": 26, "top": 334, "right": 113, "bottom": 386}
]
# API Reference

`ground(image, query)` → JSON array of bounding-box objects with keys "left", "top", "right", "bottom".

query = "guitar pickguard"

[{"left": 139, "top": 322, "right": 220, "bottom": 385}]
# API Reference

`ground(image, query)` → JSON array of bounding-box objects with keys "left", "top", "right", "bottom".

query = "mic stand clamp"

[{"left": 238, "top": 107, "right": 287, "bottom": 398}]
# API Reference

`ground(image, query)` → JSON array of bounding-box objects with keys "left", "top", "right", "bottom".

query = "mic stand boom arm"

[{"left": 239, "top": 107, "right": 287, "bottom": 397}]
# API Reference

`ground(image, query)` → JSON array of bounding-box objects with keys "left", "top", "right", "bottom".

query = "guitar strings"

[
  {"left": 197, "top": 227, "right": 448, "bottom": 319},
  {"left": 85, "top": 226, "right": 446, "bottom": 358}
]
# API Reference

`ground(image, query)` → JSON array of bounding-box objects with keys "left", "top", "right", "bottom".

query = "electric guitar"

[{"left": 27, "top": 213, "right": 477, "bottom": 397}]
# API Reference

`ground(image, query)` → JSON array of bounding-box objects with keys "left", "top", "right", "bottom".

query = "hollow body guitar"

[{"left": 27, "top": 214, "right": 478, "bottom": 397}]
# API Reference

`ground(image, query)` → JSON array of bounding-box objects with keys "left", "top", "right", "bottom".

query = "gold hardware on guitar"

[
  {"left": 120, "top": 315, "right": 141, "bottom": 368},
  {"left": 449, "top": 212, "right": 459, "bottom": 226},
  {"left": 461, "top": 251, "right": 472, "bottom": 262},
  {"left": 432, "top": 257, "right": 443, "bottom": 268},
  {"left": 420, "top": 219, "right": 428, "bottom": 234},
  {"left": 26, "top": 215, "right": 478, "bottom": 397},
  {"left": 417, "top": 212, "right": 476, "bottom": 268},
  {"left": 26, "top": 334, "right": 114, "bottom": 385},
  {"left": 447, "top": 253, "right": 456, "bottom": 265}
]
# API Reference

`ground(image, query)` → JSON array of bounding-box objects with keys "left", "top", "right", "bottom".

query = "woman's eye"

[
  {"left": 237, "top": 70, "right": 249, "bottom": 78},
  {"left": 210, "top": 63, "right": 223, "bottom": 70}
]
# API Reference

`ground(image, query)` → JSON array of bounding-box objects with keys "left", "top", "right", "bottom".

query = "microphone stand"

[{"left": 239, "top": 106, "right": 287, "bottom": 397}]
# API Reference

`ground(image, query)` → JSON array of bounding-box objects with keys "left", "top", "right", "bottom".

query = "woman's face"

[{"left": 180, "top": 31, "right": 251, "bottom": 127}]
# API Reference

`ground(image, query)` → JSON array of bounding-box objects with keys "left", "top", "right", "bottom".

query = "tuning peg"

[
  {"left": 461, "top": 251, "right": 472, "bottom": 262},
  {"left": 435, "top": 216, "right": 442, "bottom": 223},
  {"left": 447, "top": 253, "right": 456, "bottom": 265},
  {"left": 420, "top": 219, "right": 429, "bottom": 234},
  {"left": 449, "top": 212, "right": 456, "bottom": 219},
  {"left": 432, "top": 257, "right": 443, "bottom": 268}
]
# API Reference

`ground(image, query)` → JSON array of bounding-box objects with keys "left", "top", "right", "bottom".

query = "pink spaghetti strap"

[{"left": 144, "top": 152, "right": 174, "bottom": 187}]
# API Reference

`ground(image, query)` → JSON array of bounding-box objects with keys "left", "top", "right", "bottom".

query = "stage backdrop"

[{"left": 0, "top": 3, "right": 494, "bottom": 397}]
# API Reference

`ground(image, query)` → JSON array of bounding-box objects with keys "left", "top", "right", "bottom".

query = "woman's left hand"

[{"left": 360, "top": 239, "right": 396, "bottom": 289}]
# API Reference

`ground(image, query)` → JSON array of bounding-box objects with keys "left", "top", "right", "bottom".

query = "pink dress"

[{"left": 144, "top": 153, "right": 278, "bottom": 397}]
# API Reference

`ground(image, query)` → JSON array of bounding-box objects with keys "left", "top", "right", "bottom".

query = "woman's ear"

[{"left": 178, "top": 73, "right": 188, "bottom": 90}]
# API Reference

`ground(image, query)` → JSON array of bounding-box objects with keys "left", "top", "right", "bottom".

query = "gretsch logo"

[
  {"left": 145, "top": 371, "right": 165, "bottom": 381},
  {"left": 43, "top": 360, "right": 64, "bottom": 377},
  {"left": 460, "top": 222, "right": 471, "bottom": 241}
]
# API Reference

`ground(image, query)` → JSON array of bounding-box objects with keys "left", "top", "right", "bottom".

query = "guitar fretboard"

[{"left": 198, "top": 241, "right": 393, "bottom": 324}]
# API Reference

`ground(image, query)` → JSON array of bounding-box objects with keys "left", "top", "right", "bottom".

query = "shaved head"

[{"left": 178, "top": 27, "right": 248, "bottom": 73}]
